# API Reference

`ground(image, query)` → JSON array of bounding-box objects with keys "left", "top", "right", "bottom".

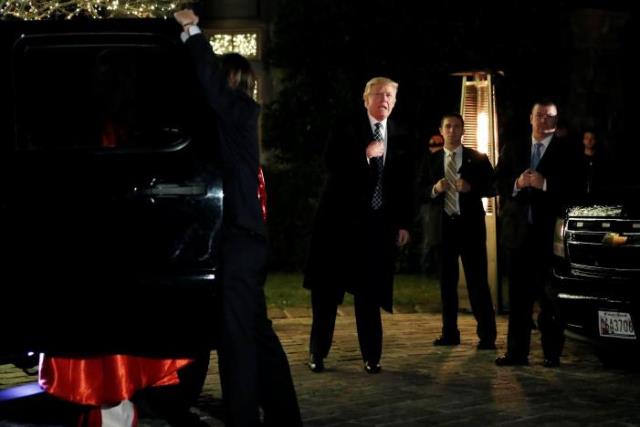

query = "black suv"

[
  {"left": 552, "top": 201, "right": 639, "bottom": 364},
  {"left": 0, "top": 18, "right": 223, "bottom": 364}
]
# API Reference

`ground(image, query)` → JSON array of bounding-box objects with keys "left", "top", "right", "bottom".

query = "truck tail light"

[{"left": 553, "top": 217, "right": 566, "bottom": 258}]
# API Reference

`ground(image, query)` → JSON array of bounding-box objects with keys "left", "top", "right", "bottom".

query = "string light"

[{"left": 0, "top": 0, "right": 191, "bottom": 20}]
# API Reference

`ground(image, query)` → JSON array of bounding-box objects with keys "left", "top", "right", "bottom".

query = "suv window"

[{"left": 13, "top": 34, "right": 191, "bottom": 151}]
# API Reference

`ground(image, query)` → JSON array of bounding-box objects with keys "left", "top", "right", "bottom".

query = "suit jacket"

[
  {"left": 578, "top": 151, "right": 612, "bottom": 200},
  {"left": 419, "top": 146, "right": 495, "bottom": 246},
  {"left": 185, "top": 33, "right": 266, "bottom": 238},
  {"left": 495, "top": 135, "right": 576, "bottom": 251},
  {"left": 304, "top": 113, "right": 414, "bottom": 311}
]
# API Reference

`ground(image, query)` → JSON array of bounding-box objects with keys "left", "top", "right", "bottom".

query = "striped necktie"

[{"left": 444, "top": 151, "right": 458, "bottom": 216}]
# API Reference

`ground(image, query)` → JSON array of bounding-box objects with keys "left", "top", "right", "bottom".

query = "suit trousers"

[
  {"left": 218, "top": 229, "right": 302, "bottom": 427},
  {"left": 505, "top": 224, "right": 564, "bottom": 360},
  {"left": 435, "top": 214, "right": 496, "bottom": 343},
  {"left": 310, "top": 288, "right": 383, "bottom": 364}
]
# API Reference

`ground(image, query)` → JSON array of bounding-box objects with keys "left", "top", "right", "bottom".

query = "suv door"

[{"left": 0, "top": 23, "right": 222, "bottom": 357}]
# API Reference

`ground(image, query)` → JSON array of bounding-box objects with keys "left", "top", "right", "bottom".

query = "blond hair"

[{"left": 363, "top": 77, "right": 399, "bottom": 100}]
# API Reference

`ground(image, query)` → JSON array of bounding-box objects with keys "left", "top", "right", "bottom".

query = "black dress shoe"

[
  {"left": 363, "top": 361, "right": 381, "bottom": 374},
  {"left": 495, "top": 354, "right": 529, "bottom": 366},
  {"left": 433, "top": 335, "right": 460, "bottom": 346},
  {"left": 308, "top": 355, "right": 324, "bottom": 373},
  {"left": 542, "top": 358, "right": 560, "bottom": 368},
  {"left": 477, "top": 341, "right": 497, "bottom": 350}
]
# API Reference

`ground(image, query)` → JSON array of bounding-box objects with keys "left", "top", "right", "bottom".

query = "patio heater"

[{"left": 452, "top": 70, "right": 501, "bottom": 311}]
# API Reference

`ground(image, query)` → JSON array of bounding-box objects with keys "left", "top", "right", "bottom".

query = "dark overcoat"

[{"left": 303, "top": 113, "right": 414, "bottom": 312}]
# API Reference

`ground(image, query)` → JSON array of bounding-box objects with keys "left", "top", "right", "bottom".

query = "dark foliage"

[{"left": 262, "top": 0, "right": 634, "bottom": 270}]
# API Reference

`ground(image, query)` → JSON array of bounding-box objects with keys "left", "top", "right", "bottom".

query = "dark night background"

[
  {"left": 0, "top": 0, "right": 637, "bottom": 271},
  {"left": 259, "top": 0, "right": 639, "bottom": 270}
]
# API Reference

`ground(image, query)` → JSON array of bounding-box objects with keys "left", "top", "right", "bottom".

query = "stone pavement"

[{"left": 2, "top": 312, "right": 640, "bottom": 426}]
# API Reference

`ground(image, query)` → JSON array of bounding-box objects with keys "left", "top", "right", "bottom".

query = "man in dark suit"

[
  {"left": 419, "top": 113, "right": 497, "bottom": 349},
  {"left": 495, "top": 100, "right": 575, "bottom": 368},
  {"left": 304, "top": 77, "right": 413, "bottom": 374},
  {"left": 175, "top": 9, "right": 302, "bottom": 426}
]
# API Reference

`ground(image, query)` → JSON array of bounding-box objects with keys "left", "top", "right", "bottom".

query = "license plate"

[{"left": 598, "top": 310, "right": 637, "bottom": 339}]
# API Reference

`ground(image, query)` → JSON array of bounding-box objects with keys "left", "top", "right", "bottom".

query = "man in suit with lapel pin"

[{"left": 420, "top": 113, "right": 497, "bottom": 350}]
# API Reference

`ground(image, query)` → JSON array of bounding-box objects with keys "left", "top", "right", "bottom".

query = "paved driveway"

[{"left": 2, "top": 312, "right": 640, "bottom": 426}]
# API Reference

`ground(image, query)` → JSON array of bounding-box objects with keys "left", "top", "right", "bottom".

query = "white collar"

[
  {"left": 368, "top": 115, "right": 388, "bottom": 131},
  {"left": 532, "top": 134, "right": 553, "bottom": 148},
  {"left": 443, "top": 144, "right": 463, "bottom": 157}
]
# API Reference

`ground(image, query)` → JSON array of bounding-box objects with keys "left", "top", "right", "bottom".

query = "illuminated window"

[
  {"left": 209, "top": 32, "right": 259, "bottom": 59},
  {"left": 206, "top": 30, "right": 262, "bottom": 101}
]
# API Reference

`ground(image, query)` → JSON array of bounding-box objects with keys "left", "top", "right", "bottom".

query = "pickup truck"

[{"left": 552, "top": 201, "right": 639, "bottom": 365}]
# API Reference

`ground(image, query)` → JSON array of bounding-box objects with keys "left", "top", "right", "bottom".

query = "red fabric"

[
  {"left": 39, "top": 355, "right": 191, "bottom": 406},
  {"left": 100, "top": 119, "right": 128, "bottom": 148},
  {"left": 257, "top": 166, "right": 268, "bottom": 221}
]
